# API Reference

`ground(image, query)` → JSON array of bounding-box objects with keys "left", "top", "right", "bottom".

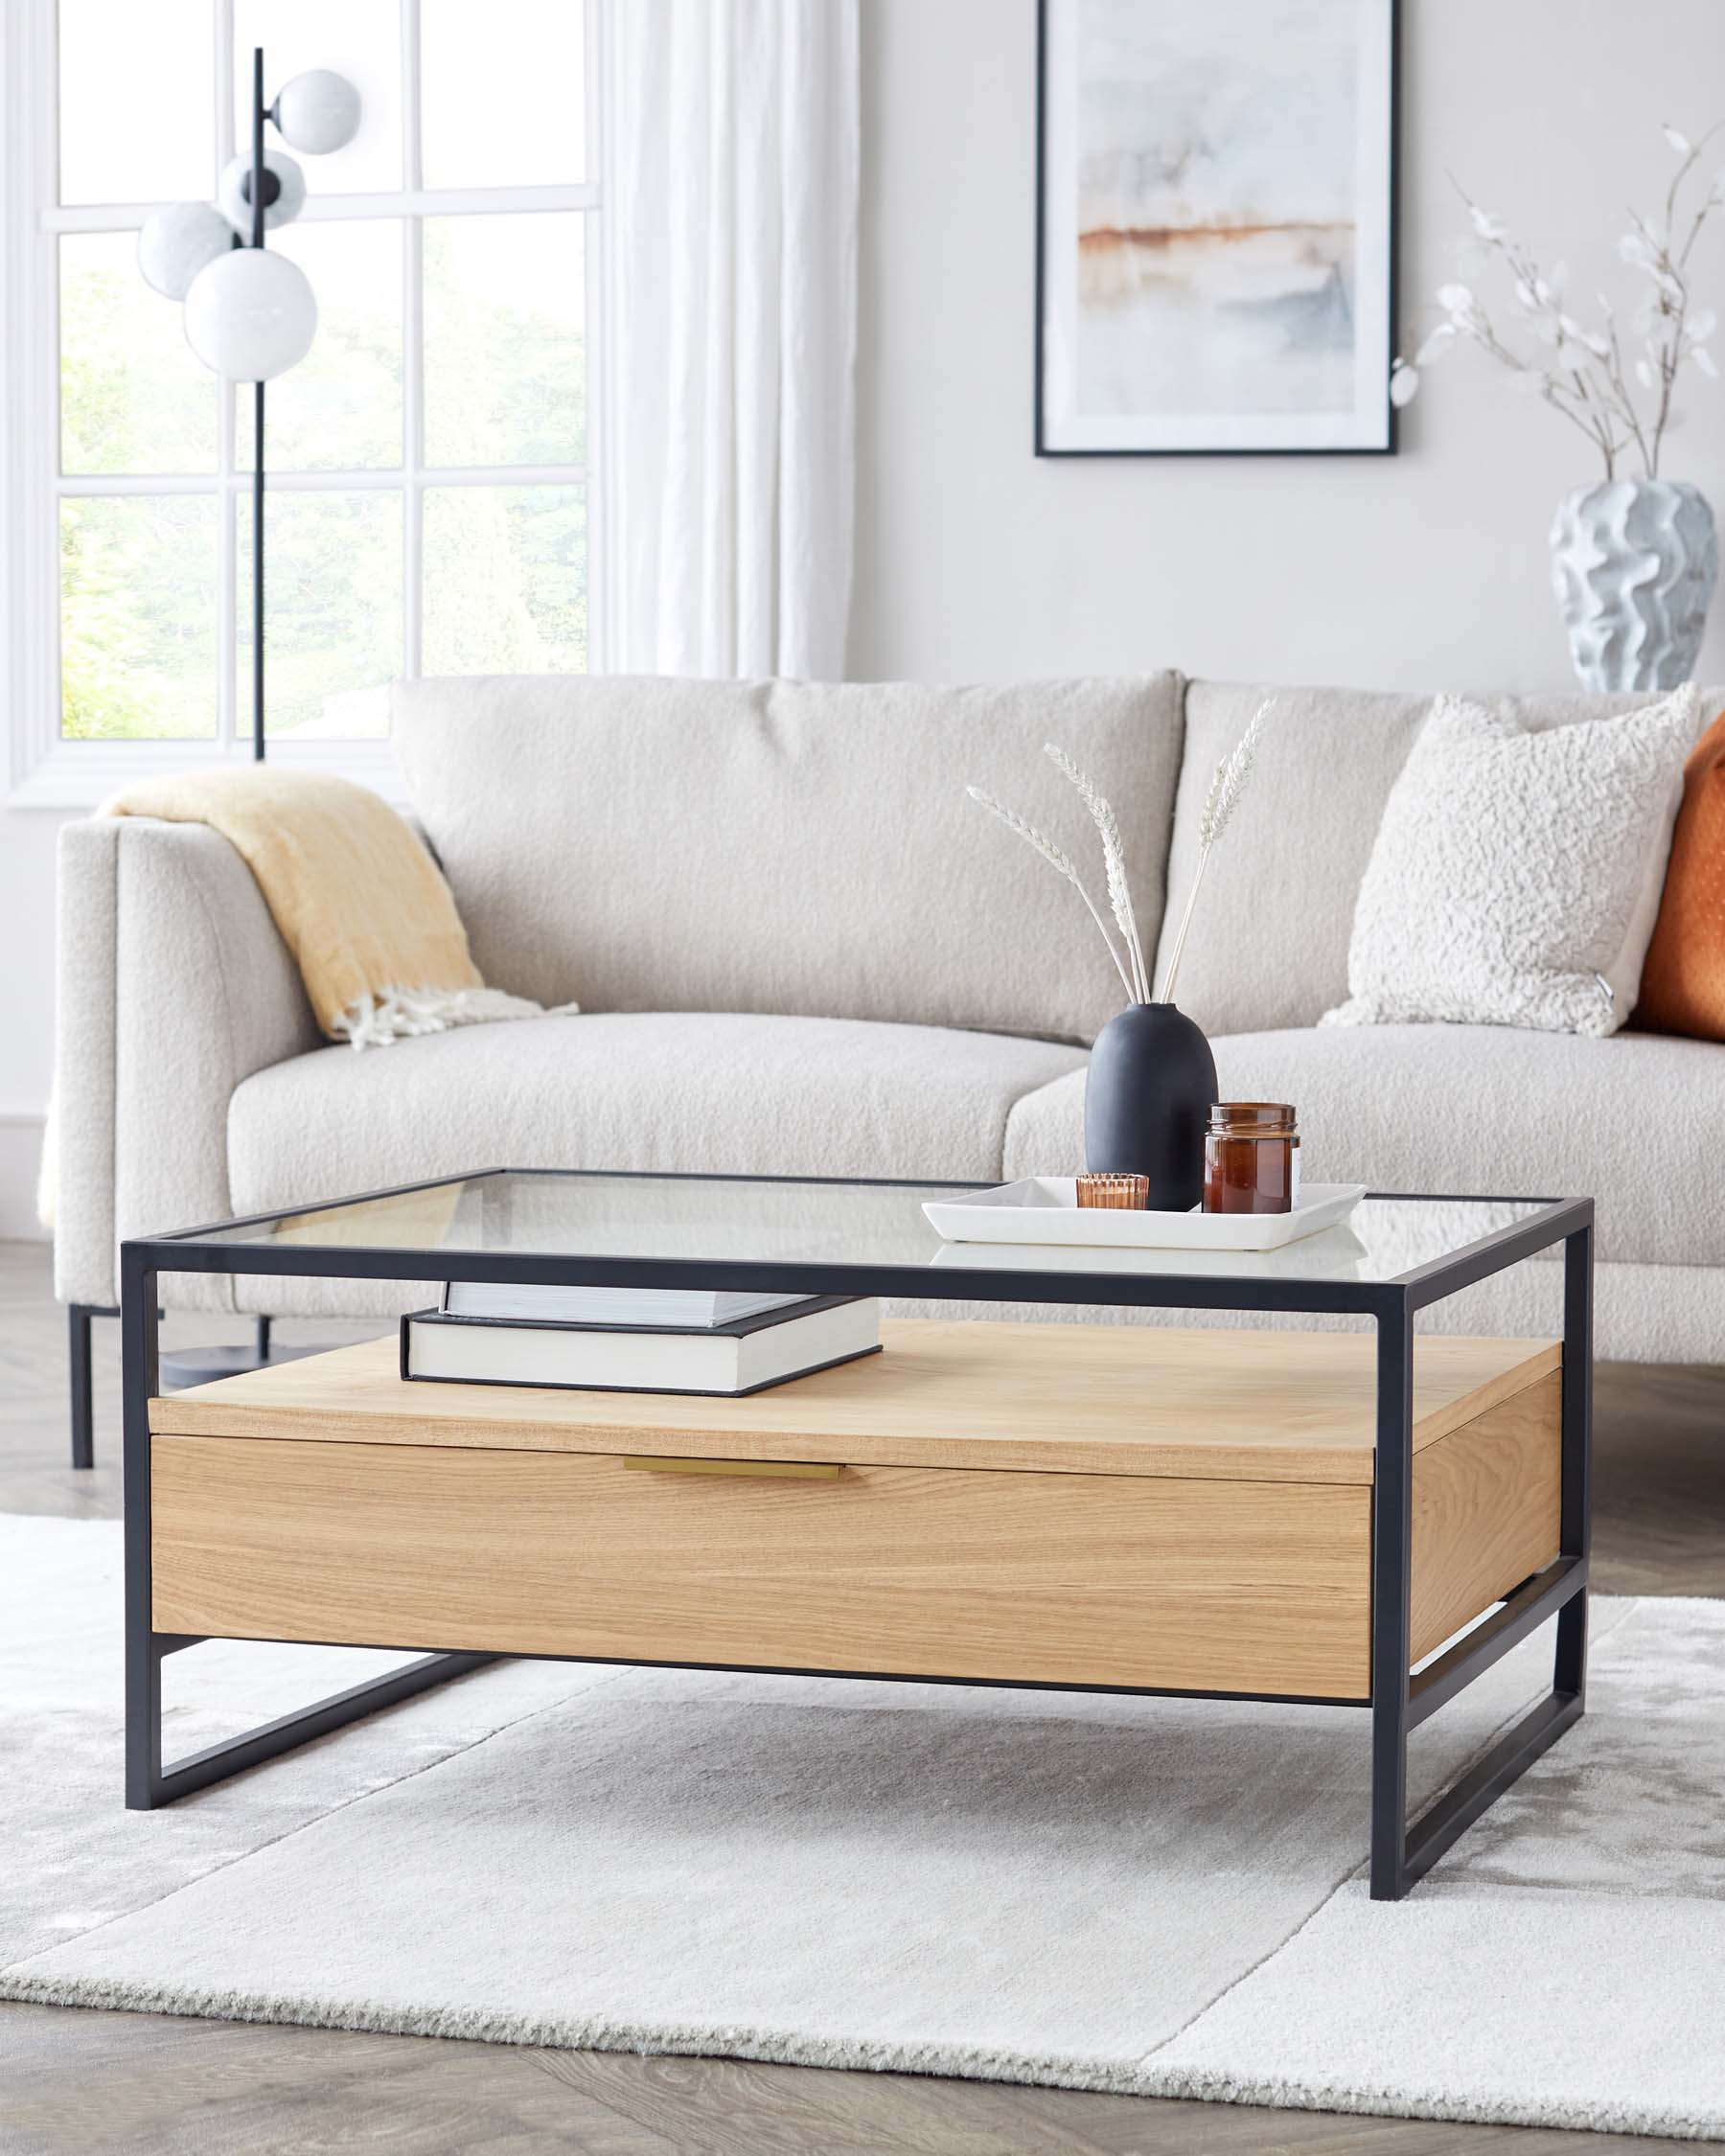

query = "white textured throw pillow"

[{"left": 1323, "top": 685, "right": 1702, "bottom": 1039}]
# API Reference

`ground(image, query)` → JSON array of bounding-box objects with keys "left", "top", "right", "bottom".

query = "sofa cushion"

[
  {"left": 227, "top": 1011, "right": 1087, "bottom": 1213},
  {"left": 1638, "top": 698, "right": 1725, "bottom": 1042},
  {"left": 1324, "top": 689, "right": 1701, "bottom": 1039},
  {"left": 392, "top": 673, "right": 1184, "bottom": 1047},
  {"left": 1002, "top": 1023, "right": 1725, "bottom": 1268},
  {"left": 1158, "top": 680, "right": 1725, "bottom": 1038}
]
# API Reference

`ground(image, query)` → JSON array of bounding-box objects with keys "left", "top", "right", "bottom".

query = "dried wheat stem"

[
  {"left": 1155, "top": 699, "right": 1274, "bottom": 1006},
  {"left": 1155, "top": 847, "right": 1210, "bottom": 1007},
  {"left": 1042, "top": 744, "right": 1150, "bottom": 1001},
  {"left": 966, "top": 786, "right": 1138, "bottom": 1000}
]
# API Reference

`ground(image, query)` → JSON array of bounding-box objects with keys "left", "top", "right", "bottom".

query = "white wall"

[{"left": 850, "top": 0, "right": 1725, "bottom": 688}]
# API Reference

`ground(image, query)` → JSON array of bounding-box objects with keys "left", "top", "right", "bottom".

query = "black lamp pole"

[
  {"left": 249, "top": 45, "right": 267, "bottom": 762},
  {"left": 138, "top": 49, "right": 361, "bottom": 766},
  {"left": 160, "top": 52, "right": 275, "bottom": 1383},
  {"left": 124, "top": 51, "right": 359, "bottom": 1406}
]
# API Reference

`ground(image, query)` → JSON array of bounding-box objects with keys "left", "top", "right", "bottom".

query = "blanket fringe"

[{"left": 333, "top": 985, "right": 581, "bottom": 1050}]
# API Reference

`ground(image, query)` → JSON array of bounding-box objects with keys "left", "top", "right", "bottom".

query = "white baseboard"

[{"left": 0, "top": 1112, "right": 49, "bottom": 1242}]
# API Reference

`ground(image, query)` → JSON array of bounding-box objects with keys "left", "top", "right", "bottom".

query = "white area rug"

[{"left": 4, "top": 1516, "right": 1723, "bottom": 2141}]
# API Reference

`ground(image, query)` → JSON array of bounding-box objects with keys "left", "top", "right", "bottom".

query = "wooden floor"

[{"left": 1, "top": 1239, "right": 1718, "bottom": 2156}]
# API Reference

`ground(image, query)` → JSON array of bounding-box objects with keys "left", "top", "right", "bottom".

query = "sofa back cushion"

[
  {"left": 1157, "top": 679, "right": 1719, "bottom": 1037},
  {"left": 393, "top": 673, "right": 1184, "bottom": 1044}
]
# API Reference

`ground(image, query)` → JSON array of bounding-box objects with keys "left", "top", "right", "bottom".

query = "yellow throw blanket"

[{"left": 104, "top": 768, "right": 576, "bottom": 1048}]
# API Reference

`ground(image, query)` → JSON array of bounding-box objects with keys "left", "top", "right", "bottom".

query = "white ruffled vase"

[{"left": 1550, "top": 479, "right": 1718, "bottom": 692}]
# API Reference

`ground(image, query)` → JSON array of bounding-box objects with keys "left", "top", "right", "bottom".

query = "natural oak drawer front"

[{"left": 150, "top": 1434, "right": 1374, "bottom": 1699}]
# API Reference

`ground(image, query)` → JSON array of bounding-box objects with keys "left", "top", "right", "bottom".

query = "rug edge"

[{"left": 0, "top": 1973, "right": 1715, "bottom": 2142}]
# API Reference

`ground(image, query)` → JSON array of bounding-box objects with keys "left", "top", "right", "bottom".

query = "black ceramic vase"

[{"left": 1083, "top": 1002, "right": 1218, "bottom": 1211}]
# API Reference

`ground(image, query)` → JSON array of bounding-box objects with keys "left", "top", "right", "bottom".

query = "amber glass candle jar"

[{"left": 1203, "top": 1103, "right": 1300, "bottom": 1215}]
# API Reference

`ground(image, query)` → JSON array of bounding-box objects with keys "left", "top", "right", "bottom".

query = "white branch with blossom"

[{"left": 1392, "top": 126, "right": 1723, "bottom": 481}]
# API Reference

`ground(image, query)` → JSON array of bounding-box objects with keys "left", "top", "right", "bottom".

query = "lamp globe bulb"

[
  {"left": 273, "top": 70, "right": 361, "bottom": 155},
  {"left": 217, "top": 148, "right": 307, "bottom": 236},
  {"left": 137, "top": 202, "right": 233, "bottom": 300},
  {"left": 183, "top": 248, "right": 317, "bottom": 381}
]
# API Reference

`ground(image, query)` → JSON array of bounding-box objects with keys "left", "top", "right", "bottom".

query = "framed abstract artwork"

[{"left": 1036, "top": 0, "right": 1400, "bottom": 456}]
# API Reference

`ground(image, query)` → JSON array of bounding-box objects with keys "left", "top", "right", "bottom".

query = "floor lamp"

[
  {"left": 138, "top": 53, "right": 362, "bottom": 760},
  {"left": 134, "top": 57, "right": 361, "bottom": 1382}
]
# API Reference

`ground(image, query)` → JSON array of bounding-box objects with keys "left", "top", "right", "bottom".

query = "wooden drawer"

[
  {"left": 149, "top": 1327, "right": 1563, "bottom": 1704},
  {"left": 152, "top": 1435, "right": 1375, "bottom": 1698}
]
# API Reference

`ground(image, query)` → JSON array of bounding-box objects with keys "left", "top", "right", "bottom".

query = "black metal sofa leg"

[{"left": 69, "top": 1302, "right": 103, "bottom": 1470}]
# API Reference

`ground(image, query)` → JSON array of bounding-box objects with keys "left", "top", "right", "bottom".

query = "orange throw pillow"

[{"left": 1637, "top": 703, "right": 1725, "bottom": 1041}]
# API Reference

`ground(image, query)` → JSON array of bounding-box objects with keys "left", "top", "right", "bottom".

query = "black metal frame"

[
  {"left": 70, "top": 1307, "right": 274, "bottom": 1470},
  {"left": 1032, "top": 0, "right": 1402, "bottom": 458},
  {"left": 121, "top": 1171, "right": 1593, "bottom": 1898},
  {"left": 68, "top": 1301, "right": 116, "bottom": 1470}
]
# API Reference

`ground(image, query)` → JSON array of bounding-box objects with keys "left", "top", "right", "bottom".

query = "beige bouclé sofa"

[{"left": 52, "top": 672, "right": 1725, "bottom": 1387}]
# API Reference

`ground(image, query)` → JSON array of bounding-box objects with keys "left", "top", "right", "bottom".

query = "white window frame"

[{"left": 2, "top": 0, "right": 604, "bottom": 807}]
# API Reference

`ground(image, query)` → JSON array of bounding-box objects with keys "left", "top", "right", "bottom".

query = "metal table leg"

[
  {"left": 1368, "top": 1299, "right": 1413, "bottom": 1900},
  {"left": 122, "top": 1247, "right": 494, "bottom": 1811},
  {"left": 1368, "top": 1229, "right": 1594, "bottom": 1898}
]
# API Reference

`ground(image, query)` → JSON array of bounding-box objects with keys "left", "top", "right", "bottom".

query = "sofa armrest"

[{"left": 54, "top": 816, "right": 321, "bottom": 1310}]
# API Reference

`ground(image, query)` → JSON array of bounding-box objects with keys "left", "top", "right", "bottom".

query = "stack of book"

[{"left": 401, "top": 1281, "right": 881, "bottom": 1397}]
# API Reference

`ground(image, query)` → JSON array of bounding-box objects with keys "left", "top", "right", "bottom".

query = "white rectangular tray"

[{"left": 922, "top": 1178, "right": 1368, "bottom": 1253}]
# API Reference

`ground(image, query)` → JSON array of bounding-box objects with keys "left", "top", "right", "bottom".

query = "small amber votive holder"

[{"left": 1075, "top": 1172, "right": 1150, "bottom": 1210}]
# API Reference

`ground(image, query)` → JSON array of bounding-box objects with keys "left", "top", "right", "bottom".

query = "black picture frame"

[{"left": 1034, "top": 0, "right": 1401, "bottom": 458}]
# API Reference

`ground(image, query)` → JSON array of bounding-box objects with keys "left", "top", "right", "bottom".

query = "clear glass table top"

[{"left": 169, "top": 1169, "right": 1564, "bottom": 1292}]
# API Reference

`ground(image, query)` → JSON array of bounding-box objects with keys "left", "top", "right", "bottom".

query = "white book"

[
  {"left": 441, "top": 1281, "right": 811, "bottom": 1329},
  {"left": 403, "top": 1296, "right": 881, "bottom": 1397}
]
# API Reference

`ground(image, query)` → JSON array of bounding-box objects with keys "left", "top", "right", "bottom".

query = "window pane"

[
  {"left": 234, "top": 0, "right": 402, "bottom": 195},
  {"left": 421, "top": 0, "right": 586, "bottom": 189},
  {"left": 424, "top": 216, "right": 585, "bottom": 468},
  {"left": 237, "top": 221, "right": 402, "bottom": 471},
  {"left": 60, "top": 496, "right": 218, "bottom": 740},
  {"left": 239, "top": 492, "right": 402, "bottom": 738},
  {"left": 60, "top": 235, "right": 218, "bottom": 476},
  {"left": 60, "top": 0, "right": 213, "bottom": 205},
  {"left": 423, "top": 486, "right": 586, "bottom": 675}
]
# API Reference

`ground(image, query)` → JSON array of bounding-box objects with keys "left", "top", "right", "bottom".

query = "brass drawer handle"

[{"left": 622, "top": 1455, "right": 843, "bottom": 1480}]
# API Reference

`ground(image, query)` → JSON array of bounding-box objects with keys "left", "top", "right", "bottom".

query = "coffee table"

[{"left": 121, "top": 1171, "right": 1593, "bottom": 1901}]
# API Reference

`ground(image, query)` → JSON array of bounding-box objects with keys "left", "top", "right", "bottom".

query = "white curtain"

[{"left": 606, "top": 0, "right": 860, "bottom": 680}]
